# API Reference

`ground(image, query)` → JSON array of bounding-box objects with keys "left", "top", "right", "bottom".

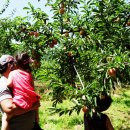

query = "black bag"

[
  {"left": 32, "top": 122, "right": 43, "bottom": 130},
  {"left": 84, "top": 113, "right": 107, "bottom": 130}
]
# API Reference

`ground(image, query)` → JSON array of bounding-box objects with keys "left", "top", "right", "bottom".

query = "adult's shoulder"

[
  {"left": 0, "top": 76, "right": 12, "bottom": 102},
  {"left": 0, "top": 76, "right": 8, "bottom": 91}
]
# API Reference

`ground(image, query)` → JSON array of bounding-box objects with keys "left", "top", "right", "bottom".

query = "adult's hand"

[
  {"left": 13, "top": 101, "right": 40, "bottom": 116},
  {"left": 0, "top": 98, "right": 13, "bottom": 114}
]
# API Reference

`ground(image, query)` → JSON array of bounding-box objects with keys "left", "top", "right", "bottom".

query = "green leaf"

[{"left": 23, "top": 7, "right": 30, "bottom": 10}]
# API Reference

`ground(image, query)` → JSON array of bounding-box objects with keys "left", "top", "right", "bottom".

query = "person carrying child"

[{"left": 1, "top": 52, "right": 42, "bottom": 130}]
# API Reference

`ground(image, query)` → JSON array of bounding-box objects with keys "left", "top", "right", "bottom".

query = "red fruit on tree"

[
  {"left": 82, "top": 106, "right": 88, "bottom": 113},
  {"left": 126, "top": 21, "right": 130, "bottom": 26},
  {"left": 79, "top": 29, "right": 85, "bottom": 35},
  {"left": 59, "top": 8, "right": 65, "bottom": 14},
  {"left": 34, "top": 32, "right": 39, "bottom": 37},
  {"left": 53, "top": 39, "right": 58, "bottom": 45},
  {"left": 108, "top": 68, "right": 116, "bottom": 77},
  {"left": 49, "top": 43, "right": 54, "bottom": 48},
  {"left": 29, "top": 31, "right": 34, "bottom": 35}
]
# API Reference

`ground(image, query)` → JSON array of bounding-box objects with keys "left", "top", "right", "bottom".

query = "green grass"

[
  {"left": 0, "top": 84, "right": 130, "bottom": 130},
  {"left": 38, "top": 87, "right": 130, "bottom": 130},
  {"left": 105, "top": 88, "right": 130, "bottom": 130}
]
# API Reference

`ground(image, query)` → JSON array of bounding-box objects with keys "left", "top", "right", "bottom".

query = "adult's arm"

[
  {"left": 0, "top": 78, "right": 40, "bottom": 116},
  {"left": 12, "top": 101, "right": 40, "bottom": 115},
  {"left": 0, "top": 98, "right": 13, "bottom": 113},
  {"left": 1, "top": 98, "right": 40, "bottom": 116}
]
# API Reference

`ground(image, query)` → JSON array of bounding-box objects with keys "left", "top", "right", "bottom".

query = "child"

[
  {"left": 1, "top": 52, "right": 42, "bottom": 130},
  {"left": 84, "top": 93, "right": 114, "bottom": 130}
]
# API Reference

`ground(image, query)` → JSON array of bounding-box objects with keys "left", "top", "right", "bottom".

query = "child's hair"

[
  {"left": 96, "top": 94, "right": 112, "bottom": 112},
  {"left": 15, "top": 52, "right": 31, "bottom": 72}
]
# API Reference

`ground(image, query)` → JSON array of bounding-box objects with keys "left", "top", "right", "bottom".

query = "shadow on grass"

[
  {"left": 114, "top": 90, "right": 130, "bottom": 107},
  {"left": 49, "top": 116, "right": 83, "bottom": 127},
  {"left": 68, "top": 117, "right": 83, "bottom": 126},
  {"left": 122, "top": 92, "right": 130, "bottom": 99},
  {"left": 124, "top": 100, "right": 130, "bottom": 107},
  {"left": 122, "top": 92, "right": 130, "bottom": 107},
  {"left": 49, "top": 118, "right": 63, "bottom": 124}
]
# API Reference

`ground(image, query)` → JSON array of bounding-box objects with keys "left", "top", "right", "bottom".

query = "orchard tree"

[
  {"left": 42, "top": 0, "right": 130, "bottom": 116},
  {"left": 0, "top": 0, "right": 130, "bottom": 126}
]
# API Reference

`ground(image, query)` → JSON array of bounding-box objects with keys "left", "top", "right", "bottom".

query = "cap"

[{"left": 0, "top": 55, "right": 14, "bottom": 66}]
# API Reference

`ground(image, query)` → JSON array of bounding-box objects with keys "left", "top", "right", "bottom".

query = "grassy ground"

[
  {"left": 0, "top": 82, "right": 129, "bottom": 130},
  {"left": 106, "top": 87, "right": 130, "bottom": 130},
  {"left": 38, "top": 86, "right": 130, "bottom": 130}
]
